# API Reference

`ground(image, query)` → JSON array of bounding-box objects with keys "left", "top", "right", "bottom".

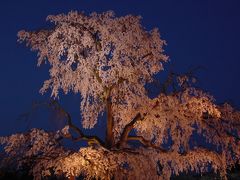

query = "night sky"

[{"left": 0, "top": 0, "right": 240, "bottom": 138}]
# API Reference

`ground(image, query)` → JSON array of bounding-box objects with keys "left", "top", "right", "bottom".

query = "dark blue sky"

[{"left": 0, "top": 0, "right": 240, "bottom": 136}]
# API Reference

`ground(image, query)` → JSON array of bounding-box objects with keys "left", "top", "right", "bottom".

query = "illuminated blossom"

[{"left": 0, "top": 11, "right": 239, "bottom": 180}]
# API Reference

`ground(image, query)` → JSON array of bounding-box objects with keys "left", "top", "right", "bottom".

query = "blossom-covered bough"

[{"left": 0, "top": 11, "right": 240, "bottom": 180}]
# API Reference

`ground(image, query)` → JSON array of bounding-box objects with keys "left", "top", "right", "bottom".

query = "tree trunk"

[
  {"left": 105, "top": 92, "right": 114, "bottom": 149},
  {"left": 69, "top": 175, "right": 75, "bottom": 180}
]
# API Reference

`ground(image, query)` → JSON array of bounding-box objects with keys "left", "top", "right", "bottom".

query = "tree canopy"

[{"left": 0, "top": 11, "right": 240, "bottom": 180}]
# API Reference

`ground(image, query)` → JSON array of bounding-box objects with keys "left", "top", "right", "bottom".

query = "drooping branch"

[
  {"left": 202, "top": 119, "right": 222, "bottom": 138},
  {"left": 202, "top": 118, "right": 240, "bottom": 141},
  {"left": 222, "top": 119, "right": 240, "bottom": 127}
]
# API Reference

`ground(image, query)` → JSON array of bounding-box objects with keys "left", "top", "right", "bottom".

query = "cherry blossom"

[{"left": 0, "top": 11, "right": 239, "bottom": 179}]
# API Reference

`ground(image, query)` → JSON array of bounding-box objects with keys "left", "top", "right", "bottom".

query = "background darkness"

[{"left": 0, "top": 0, "right": 240, "bottom": 139}]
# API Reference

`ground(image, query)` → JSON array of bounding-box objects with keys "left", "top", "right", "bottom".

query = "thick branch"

[
  {"left": 93, "top": 68, "right": 127, "bottom": 88},
  {"left": 50, "top": 100, "right": 105, "bottom": 147},
  {"left": 93, "top": 69, "right": 103, "bottom": 84},
  {"left": 117, "top": 100, "right": 161, "bottom": 148},
  {"left": 66, "top": 134, "right": 105, "bottom": 147},
  {"left": 117, "top": 113, "right": 142, "bottom": 148},
  {"left": 127, "top": 136, "right": 168, "bottom": 153},
  {"left": 109, "top": 77, "right": 128, "bottom": 91}
]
